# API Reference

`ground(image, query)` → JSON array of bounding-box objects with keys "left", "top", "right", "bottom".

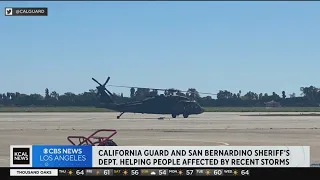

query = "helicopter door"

[{"left": 172, "top": 101, "right": 186, "bottom": 114}]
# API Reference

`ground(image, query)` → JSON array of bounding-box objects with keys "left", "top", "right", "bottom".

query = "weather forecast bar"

[
  {"left": 7, "top": 168, "right": 247, "bottom": 176},
  {"left": 57, "top": 168, "right": 245, "bottom": 176},
  {"left": 6, "top": 168, "right": 320, "bottom": 177}
]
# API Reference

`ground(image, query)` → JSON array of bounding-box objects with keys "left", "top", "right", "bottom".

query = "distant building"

[{"left": 265, "top": 100, "right": 281, "bottom": 108}]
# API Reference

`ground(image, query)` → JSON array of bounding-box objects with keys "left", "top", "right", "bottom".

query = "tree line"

[{"left": 0, "top": 86, "right": 319, "bottom": 107}]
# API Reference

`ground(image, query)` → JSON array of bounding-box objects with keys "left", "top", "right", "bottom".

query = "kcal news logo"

[{"left": 13, "top": 148, "right": 30, "bottom": 165}]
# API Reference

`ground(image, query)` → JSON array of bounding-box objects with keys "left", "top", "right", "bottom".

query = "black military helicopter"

[{"left": 92, "top": 77, "right": 215, "bottom": 119}]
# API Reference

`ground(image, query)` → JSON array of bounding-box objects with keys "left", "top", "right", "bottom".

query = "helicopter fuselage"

[
  {"left": 101, "top": 95, "right": 204, "bottom": 116},
  {"left": 92, "top": 77, "right": 205, "bottom": 119}
]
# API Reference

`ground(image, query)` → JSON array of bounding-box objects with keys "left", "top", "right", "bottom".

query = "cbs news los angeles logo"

[{"left": 10, "top": 145, "right": 33, "bottom": 167}]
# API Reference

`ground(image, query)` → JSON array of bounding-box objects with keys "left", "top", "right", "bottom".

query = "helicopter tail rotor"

[
  {"left": 103, "top": 77, "right": 110, "bottom": 87},
  {"left": 92, "top": 77, "right": 114, "bottom": 103}
]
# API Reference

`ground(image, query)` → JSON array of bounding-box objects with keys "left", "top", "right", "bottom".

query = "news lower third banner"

[{"left": 10, "top": 146, "right": 310, "bottom": 168}]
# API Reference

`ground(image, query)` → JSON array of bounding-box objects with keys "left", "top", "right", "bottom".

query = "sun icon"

[
  {"left": 123, "top": 170, "right": 129, "bottom": 176},
  {"left": 68, "top": 170, "right": 73, "bottom": 175},
  {"left": 205, "top": 170, "right": 211, "bottom": 175},
  {"left": 233, "top": 170, "right": 238, "bottom": 175},
  {"left": 178, "top": 170, "right": 183, "bottom": 175}
]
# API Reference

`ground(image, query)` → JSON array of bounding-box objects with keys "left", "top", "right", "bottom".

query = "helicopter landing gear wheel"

[
  {"left": 171, "top": 114, "right": 177, "bottom": 118},
  {"left": 183, "top": 113, "right": 189, "bottom": 118},
  {"left": 117, "top": 112, "right": 125, "bottom": 119}
]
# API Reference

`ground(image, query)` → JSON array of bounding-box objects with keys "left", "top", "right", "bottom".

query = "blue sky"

[{"left": 1, "top": 2, "right": 319, "bottom": 97}]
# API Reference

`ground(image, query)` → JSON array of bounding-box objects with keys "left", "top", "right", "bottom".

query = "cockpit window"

[{"left": 188, "top": 102, "right": 199, "bottom": 109}]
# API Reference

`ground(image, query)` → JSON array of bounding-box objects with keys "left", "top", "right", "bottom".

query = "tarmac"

[{"left": 0, "top": 112, "right": 319, "bottom": 167}]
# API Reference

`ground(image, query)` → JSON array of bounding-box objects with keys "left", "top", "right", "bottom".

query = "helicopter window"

[{"left": 192, "top": 103, "right": 199, "bottom": 109}]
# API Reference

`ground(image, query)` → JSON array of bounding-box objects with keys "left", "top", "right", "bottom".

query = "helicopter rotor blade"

[
  {"left": 92, "top": 77, "right": 114, "bottom": 97},
  {"left": 108, "top": 84, "right": 217, "bottom": 96},
  {"left": 177, "top": 90, "right": 217, "bottom": 96},
  {"left": 103, "top": 77, "right": 110, "bottom": 87},
  {"left": 105, "top": 88, "right": 114, "bottom": 97},
  {"left": 92, "top": 78, "right": 103, "bottom": 86},
  {"left": 199, "top": 92, "right": 217, "bottom": 95},
  {"left": 108, "top": 85, "right": 167, "bottom": 91}
]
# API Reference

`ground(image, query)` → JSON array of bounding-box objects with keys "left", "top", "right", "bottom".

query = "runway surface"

[{"left": 0, "top": 112, "right": 319, "bottom": 166}]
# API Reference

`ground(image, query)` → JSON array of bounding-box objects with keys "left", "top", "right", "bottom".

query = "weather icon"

[
  {"left": 68, "top": 170, "right": 73, "bottom": 176},
  {"left": 123, "top": 170, "right": 128, "bottom": 176},
  {"left": 205, "top": 170, "right": 211, "bottom": 175},
  {"left": 150, "top": 171, "right": 156, "bottom": 175}
]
